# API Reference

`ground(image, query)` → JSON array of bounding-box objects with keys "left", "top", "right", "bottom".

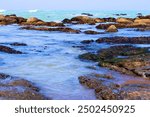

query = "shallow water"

[{"left": 0, "top": 17, "right": 150, "bottom": 99}]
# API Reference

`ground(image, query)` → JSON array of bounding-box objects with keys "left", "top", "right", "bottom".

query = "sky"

[{"left": 0, "top": 0, "right": 150, "bottom": 10}]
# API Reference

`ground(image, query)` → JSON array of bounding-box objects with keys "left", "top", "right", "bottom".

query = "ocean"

[{"left": 1, "top": 10, "right": 150, "bottom": 21}]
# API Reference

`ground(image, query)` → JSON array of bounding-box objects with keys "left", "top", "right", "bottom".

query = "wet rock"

[
  {"left": 10, "top": 42, "right": 27, "bottom": 46},
  {"left": 96, "top": 22, "right": 148, "bottom": 29},
  {"left": 138, "top": 15, "right": 150, "bottom": 19},
  {"left": 106, "top": 25, "right": 118, "bottom": 32},
  {"left": 78, "top": 73, "right": 150, "bottom": 100},
  {"left": 46, "top": 22, "right": 64, "bottom": 27},
  {"left": 0, "top": 73, "right": 48, "bottom": 100},
  {"left": 136, "top": 27, "right": 150, "bottom": 31},
  {"left": 119, "top": 84, "right": 150, "bottom": 100},
  {"left": 81, "top": 13, "right": 93, "bottom": 16},
  {"left": 81, "top": 40, "right": 94, "bottom": 44},
  {"left": 116, "top": 17, "right": 133, "bottom": 24},
  {"left": 62, "top": 18, "right": 72, "bottom": 23},
  {"left": 137, "top": 13, "right": 143, "bottom": 17},
  {"left": 79, "top": 53, "right": 99, "bottom": 61},
  {"left": 21, "top": 26, "right": 80, "bottom": 34},
  {"left": 102, "top": 17, "right": 116, "bottom": 22},
  {"left": 78, "top": 74, "right": 118, "bottom": 100},
  {"left": 0, "top": 73, "right": 10, "bottom": 79},
  {"left": 78, "top": 75, "right": 102, "bottom": 89},
  {"left": 96, "top": 37, "right": 150, "bottom": 44},
  {"left": 84, "top": 30, "right": 100, "bottom": 34},
  {"left": 114, "top": 14, "right": 127, "bottom": 16},
  {"left": 0, "top": 45, "right": 23, "bottom": 54},
  {"left": 0, "top": 90, "right": 46, "bottom": 100},
  {"left": 79, "top": 45, "right": 150, "bottom": 78}
]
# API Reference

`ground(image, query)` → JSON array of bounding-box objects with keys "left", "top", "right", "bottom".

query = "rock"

[
  {"left": 79, "top": 53, "right": 99, "bottom": 61},
  {"left": 116, "top": 17, "right": 133, "bottom": 24},
  {"left": 0, "top": 73, "right": 10, "bottom": 79},
  {"left": 10, "top": 42, "right": 27, "bottom": 46},
  {"left": 134, "top": 19, "right": 150, "bottom": 24},
  {"left": 78, "top": 73, "right": 150, "bottom": 100},
  {"left": 71, "top": 16, "right": 96, "bottom": 24},
  {"left": 9, "top": 79, "right": 39, "bottom": 91},
  {"left": 96, "top": 37, "right": 150, "bottom": 44},
  {"left": 138, "top": 15, "right": 150, "bottom": 19},
  {"left": 114, "top": 14, "right": 127, "bottom": 16},
  {"left": 79, "top": 45, "right": 149, "bottom": 78},
  {"left": 70, "top": 16, "right": 103, "bottom": 24},
  {"left": 0, "top": 15, "right": 5, "bottom": 21},
  {"left": 78, "top": 74, "right": 118, "bottom": 100},
  {"left": 0, "top": 45, "right": 23, "bottom": 54},
  {"left": 84, "top": 30, "right": 100, "bottom": 34},
  {"left": 102, "top": 17, "right": 116, "bottom": 22},
  {"left": 21, "top": 26, "right": 80, "bottom": 34},
  {"left": 0, "top": 73, "right": 49, "bottom": 100},
  {"left": 81, "top": 13, "right": 93, "bottom": 16},
  {"left": 81, "top": 40, "right": 94, "bottom": 44},
  {"left": 46, "top": 22, "right": 64, "bottom": 27},
  {"left": 27, "top": 17, "right": 41, "bottom": 23},
  {"left": 96, "top": 22, "right": 147, "bottom": 29},
  {"left": 78, "top": 76, "right": 102, "bottom": 89},
  {"left": 62, "top": 18, "right": 72, "bottom": 23},
  {"left": 106, "top": 25, "right": 118, "bottom": 32},
  {"left": 94, "top": 18, "right": 104, "bottom": 23}
]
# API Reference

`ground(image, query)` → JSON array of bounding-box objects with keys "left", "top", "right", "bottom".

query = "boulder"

[
  {"left": 71, "top": 16, "right": 95, "bottom": 24},
  {"left": 134, "top": 19, "right": 150, "bottom": 24},
  {"left": 27, "top": 17, "right": 41, "bottom": 23},
  {"left": 0, "top": 15, "right": 5, "bottom": 21},
  {"left": 106, "top": 25, "right": 118, "bottom": 32},
  {"left": 116, "top": 17, "right": 133, "bottom": 24}
]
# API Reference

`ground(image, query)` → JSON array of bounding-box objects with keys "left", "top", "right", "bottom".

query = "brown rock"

[
  {"left": 134, "top": 19, "right": 150, "bottom": 24},
  {"left": 27, "top": 17, "right": 41, "bottom": 23},
  {"left": 116, "top": 17, "right": 133, "bottom": 24},
  {"left": 106, "top": 25, "right": 118, "bottom": 32},
  {"left": 0, "top": 45, "right": 23, "bottom": 54}
]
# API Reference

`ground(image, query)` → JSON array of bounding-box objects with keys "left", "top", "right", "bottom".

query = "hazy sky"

[{"left": 0, "top": 0, "right": 150, "bottom": 10}]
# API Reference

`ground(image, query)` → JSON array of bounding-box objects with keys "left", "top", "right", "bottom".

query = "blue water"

[
  {"left": 0, "top": 10, "right": 150, "bottom": 99},
  {"left": 1, "top": 10, "right": 150, "bottom": 21}
]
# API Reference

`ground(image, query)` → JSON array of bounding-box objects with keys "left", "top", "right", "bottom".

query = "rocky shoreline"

[
  {"left": 0, "top": 73, "right": 48, "bottom": 100},
  {"left": 0, "top": 13, "right": 150, "bottom": 100}
]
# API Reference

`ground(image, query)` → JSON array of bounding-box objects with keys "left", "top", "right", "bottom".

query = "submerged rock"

[
  {"left": 21, "top": 26, "right": 80, "bottom": 34},
  {"left": 81, "top": 40, "right": 94, "bottom": 44},
  {"left": 10, "top": 42, "right": 27, "bottom": 46},
  {"left": 0, "top": 45, "right": 23, "bottom": 54},
  {"left": 84, "top": 30, "right": 100, "bottom": 34},
  {"left": 96, "top": 37, "right": 150, "bottom": 44},
  {"left": 81, "top": 13, "right": 93, "bottom": 16}
]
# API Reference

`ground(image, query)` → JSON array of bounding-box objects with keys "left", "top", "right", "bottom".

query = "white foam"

[
  {"left": 28, "top": 9, "right": 38, "bottom": 13},
  {"left": 0, "top": 9, "right": 6, "bottom": 13}
]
